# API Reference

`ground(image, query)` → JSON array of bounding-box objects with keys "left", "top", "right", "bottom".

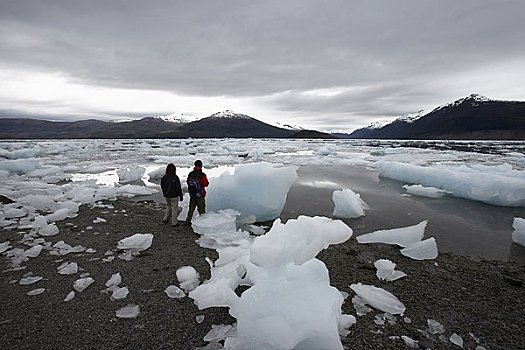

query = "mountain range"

[
  {"left": 345, "top": 94, "right": 525, "bottom": 140},
  {"left": 0, "top": 95, "right": 523, "bottom": 139}
]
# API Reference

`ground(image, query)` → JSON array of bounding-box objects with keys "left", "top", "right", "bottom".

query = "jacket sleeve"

[
  {"left": 201, "top": 174, "right": 209, "bottom": 188},
  {"left": 176, "top": 177, "right": 183, "bottom": 201}
]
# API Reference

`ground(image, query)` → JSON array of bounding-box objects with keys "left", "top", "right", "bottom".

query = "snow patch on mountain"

[
  {"left": 430, "top": 94, "right": 493, "bottom": 113},
  {"left": 155, "top": 112, "right": 201, "bottom": 124},
  {"left": 209, "top": 110, "right": 252, "bottom": 120}
]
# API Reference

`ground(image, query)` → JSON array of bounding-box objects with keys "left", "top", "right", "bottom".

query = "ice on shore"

[
  {"left": 111, "top": 287, "right": 129, "bottom": 300},
  {"left": 27, "top": 288, "right": 45, "bottom": 296},
  {"left": 206, "top": 162, "right": 298, "bottom": 222},
  {"left": 427, "top": 319, "right": 445, "bottom": 334},
  {"left": 117, "top": 166, "right": 145, "bottom": 184},
  {"left": 165, "top": 285, "right": 186, "bottom": 299},
  {"left": 191, "top": 210, "right": 238, "bottom": 235},
  {"left": 450, "top": 333, "right": 464, "bottom": 348},
  {"left": 64, "top": 291, "right": 75, "bottom": 302},
  {"left": 403, "top": 184, "right": 451, "bottom": 198},
  {"left": 73, "top": 277, "right": 94, "bottom": 292},
  {"left": 375, "top": 259, "right": 407, "bottom": 281},
  {"left": 332, "top": 188, "right": 369, "bottom": 218},
  {"left": 105, "top": 273, "right": 122, "bottom": 287},
  {"left": 24, "top": 245, "right": 43, "bottom": 258},
  {"left": 512, "top": 217, "right": 525, "bottom": 247},
  {"left": 117, "top": 233, "right": 153, "bottom": 252},
  {"left": 191, "top": 215, "right": 354, "bottom": 349},
  {"left": 0, "top": 241, "right": 11, "bottom": 253},
  {"left": 57, "top": 262, "right": 78, "bottom": 275},
  {"left": 400, "top": 237, "right": 438, "bottom": 260},
  {"left": 356, "top": 221, "right": 427, "bottom": 247},
  {"left": 19, "top": 276, "right": 43, "bottom": 285},
  {"left": 39, "top": 223, "right": 59, "bottom": 237},
  {"left": 350, "top": 283, "right": 406, "bottom": 315},
  {"left": 177, "top": 266, "right": 200, "bottom": 293},
  {"left": 115, "top": 304, "right": 140, "bottom": 319}
]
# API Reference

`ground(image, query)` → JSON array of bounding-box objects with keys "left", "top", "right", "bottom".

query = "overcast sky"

[{"left": 1, "top": 0, "right": 524, "bottom": 132}]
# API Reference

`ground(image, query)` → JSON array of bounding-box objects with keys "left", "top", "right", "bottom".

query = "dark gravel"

[{"left": 1, "top": 199, "right": 524, "bottom": 350}]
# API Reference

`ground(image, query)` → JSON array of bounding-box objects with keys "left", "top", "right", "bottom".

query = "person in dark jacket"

[
  {"left": 161, "top": 163, "right": 183, "bottom": 226},
  {"left": 185, "top": 160, "right": 209, "bottom": 225}
]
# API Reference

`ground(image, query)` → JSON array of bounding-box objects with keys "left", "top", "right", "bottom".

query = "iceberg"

[
  {"left": 206, "top": 162, "right": 298, "bottom": 222},
  {"left": 356, "top": 220, "right": 427, "bottom": 247},
  {"left": 332, "top": 188, "right": 369, "bottom": 218}
]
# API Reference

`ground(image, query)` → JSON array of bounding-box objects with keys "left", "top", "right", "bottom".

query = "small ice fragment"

[
  {"left": 511, "top": 217, "right": 525, "bottom": 247},
  {"left": 73, "top": 277, "right": 94, "bottom": 292},
  {"left": 117, "top": 233, "right": 153, "bottom": 252},
  {"left": 374, "top": 259, "right": 407, "bottom": 281},
  {"left": 39, "top": 223, "right": 59, "bottom": 236},
  {"left": 93, "top": 217, "right": 107, "bottom": 224},
  {"left": 116, "top": 304, "right": 140, "bottom": 319},
  {"left": 0, "top": 241, "right": 11, "bottom": 253},
  {"left": 332, "top": 188, "right": 369, "bottom": 218},
  {"left": 57, "top": 262, "right": 78, "bottom": 275},
  {"left": 401, "top": 237, "right": 438, "bottom": 260},
  {"left": 403, "top": 184, "right": 451, "bottom": 198},
  {"left": 176, "top": 266, "right": 200, "bottom": 293},
  {"left": 203, "top": 324, "right": 235, "bottom": 342},
  {"left": 196, "top": 315, "right": 205, "bottom": 324},
  {"left": 165, "top": 285, "right": 186, "bottom": 299},
  {"left": 427, "top": 319, "right": 445, "bottom": 334},
  {"left": 111, "top": 286, "right": 129, "bottom": 300},
  {"left": 24, "top": 245, "right": 43, "bottom": 258},
  {"left": 27, "top": 288, "right": 45, "bottom": 296},
  {"left": 80, "top": 272, "right": 90, "bottom": 278},
  {"left": 64, "top": 291, "right": 75, "bottom": 302},
  {"left": 350, "top": 283, "right": 406, "bottom": 315},
  {"left": 403, "top": 317, "right": 412, "bottom": 323},
  {"left": 19, "top": 276, "right": 43, "bottom": 285},
  {"left": 450, "top": 333, "right": 464, "bottom": 348},
  {"left": 475, "top": 346, "right": 488, "bottom": 350},
  {"left": 338, "top": 314, "right": 356, "bottom": 337},
  {"left": 401, "top": 335, "right": 419, "bottom": 349},
  {"left": 356, "top": 220, "right": 427, "bottom": 247},
  {"left": 105, "top": 273, "right": 122, "bottom": 287},
  {"left": 352, "top": 295, "right": 373, "bottom": 316},
  {"left": 85, "top": 248, "right": 96, "bottom": 253}
]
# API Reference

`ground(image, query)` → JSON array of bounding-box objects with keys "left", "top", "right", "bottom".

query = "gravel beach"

[{"left": 1, "top": 199, "right": 524, "bottom": 350}]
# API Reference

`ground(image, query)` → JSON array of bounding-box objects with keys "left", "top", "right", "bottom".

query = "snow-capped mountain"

[
  {"left": 346, "top": 94, "right": 525, "bottom": 140},
  {"left": 155, "top": 112, "right": 201, "bottom": 124},
  {"left": 208, "top": 110, "right": 252, "bottom": 120}
]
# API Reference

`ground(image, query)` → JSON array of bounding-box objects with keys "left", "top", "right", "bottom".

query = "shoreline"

[{"left": 1, "top": 199, "right": 524, "bottom": 349}]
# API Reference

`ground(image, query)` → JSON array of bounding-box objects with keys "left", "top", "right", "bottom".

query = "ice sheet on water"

[
  {"left": 375, "top": 259, "right": 407, "bottom": 281},
  {"left": 350, "top": 283, "right": 406, "bottom": 315},
  {"left": 206, "top": 162, "right": 298, "bottom": 222},
  {"left": 403, "top": 184, "right": 451, "bottom": 198},
  {"left": 332, "top": 188, "right": 369, "bottom": 218},
  {"left": 400, "top": 237, "right": 438, "bottom": 260},
  {"left": 356, "top": 220, "right": 427, "bottom": 247},
  {"left": 115, "top": 304, "right": 140, "bottom": 319},
  {"left": 117, "top": 166, "right": 145, "bottom": 184},
  {"left": 378, "top": 161, "right": 525, "bottom": 207},
  {"left": 117, "top": 233, "right": 153, "bottom": 252},
  {"left": 512, "top": 217, "right": 525, "bottom": 247},
  {"left": 73, "top": 277, "right": 94, "bottom": 292},
  {"left": 250, "top": 216, "right": 352, "bottom": 268}
]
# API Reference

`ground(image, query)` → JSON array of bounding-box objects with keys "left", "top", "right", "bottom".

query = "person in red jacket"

[{"left": 185, "top": 159, "right": 209, "bottom": 225}]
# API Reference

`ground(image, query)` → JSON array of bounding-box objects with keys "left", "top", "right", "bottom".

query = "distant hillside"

[
  {"left": 347, "top": 94, "right": 525, "bottom": 140},
  {"left": 0, "top": 111, "right": 297, "bottom": 139},
  {"left": 289, "top": 130, "right": 337, "bottom": 139}
]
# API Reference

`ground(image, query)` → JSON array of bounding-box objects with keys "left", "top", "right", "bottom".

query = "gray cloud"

[{"left": 1, "top": 0, "right": 524, "bottom": 130}]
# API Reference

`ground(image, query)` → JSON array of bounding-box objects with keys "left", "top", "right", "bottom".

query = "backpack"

[{"left": 187, "top": 175, "right": 202, "bottom": 198}]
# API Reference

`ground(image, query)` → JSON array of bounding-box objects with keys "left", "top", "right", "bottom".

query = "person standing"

[
  {"left": 185, "top": 160, "right": 209, "bottom": 225},
  {"left": 161, "top": 163, "right": 183, "bottom": 226}
]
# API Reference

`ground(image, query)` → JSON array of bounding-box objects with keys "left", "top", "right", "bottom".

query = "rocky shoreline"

[{"left": 1, "top": 199, "right": 524, "bottom": 350}]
